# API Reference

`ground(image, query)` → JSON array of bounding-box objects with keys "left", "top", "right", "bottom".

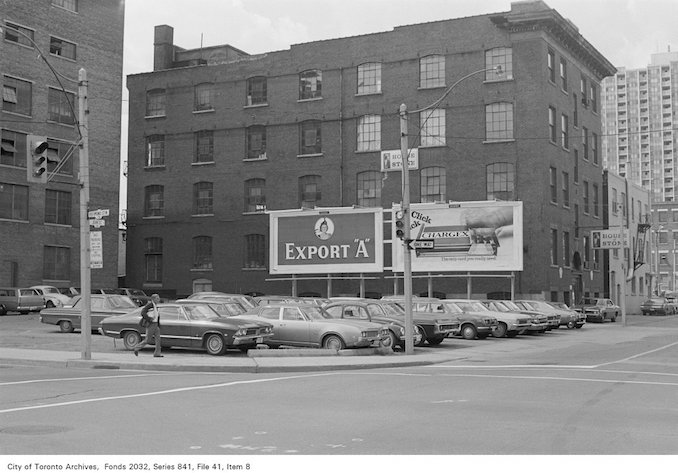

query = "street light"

[{"left": 398, "top": 65, "right": 504, "bottom": 354}]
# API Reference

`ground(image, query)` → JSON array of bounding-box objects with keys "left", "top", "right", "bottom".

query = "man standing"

[{"left": 132, "top": 293, "right": 162, "bottom": 357}]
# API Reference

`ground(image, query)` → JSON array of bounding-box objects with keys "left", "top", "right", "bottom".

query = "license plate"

[{"left": 256, "top": 337, "right": 263, "bottom": 343}]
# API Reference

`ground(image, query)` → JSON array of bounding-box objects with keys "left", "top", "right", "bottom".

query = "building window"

[
  {"left": 357, "top": 171, "right": 381, "bottom": 207},
  {"left": 551, "top": 228, "right": 558, "bottom": 266},
  {"left": 580, "top": 75, "right": 588, "bottom": 106},
  {"left": 561, "top": 113, "right": 569, "bottom": 149},
  {"left": 194, "top": 83, "right": 214, "bottom": 111},
  {"left": 559, "top": 57, "right": 567, "bottom": 90},
  {"left": 563, "top": 231, "right": 571, "bottom": 266},
  {"left": 583, "top": 181, "right": 590, "bottom": 214},
  {"left": 193, "top": 236, "right": 213, "bottom": 270},
  {"left": 485, "top": 47, "right": 513, "bottom": 80},
  {"left": 145, "top": 89, "right": 166, "bottom": 117},
  {"left": 246, "top": 76, "right": 267, "bottom": 106},
  {"left": 45, "top": 189, "right": 71, "bottom": 225},
  {"left": 193, "top": 278, "right": 212, "bottom": 293},
  {"left": 0, "top": 182, "right": 28, "bottom": 220},
  {"left": 194, "top": 130, "right": 213, "bottom": 163},
  {"left": 246, "top": 125, "right": 267, "bottom": 160},
  {"left": 420, "top": 55, "right": 445, "bottom": 88},
  {"left": 2, "top": 75, "right": 32, "bottom": 116},
  {"left": 52, "top": 0, "right": 78, "bottom": 12},
  {"left": 420, "top": 109, "right": 446, "bottom": 147},
  {"left": 299, "top": 70, "right": 322, "bottom": 100},
  {"left": 420, "top": 167, "right": 446, "bottom": 203},
  {"left": 43, "top": 246, "right": 70, "bottom": 280},
  {"left": 1, "top": 130, "right": 26, "bottom": 167},
  {"left": 299, "top": 120, "right": 322, "bottom": 155},
  {"left": 486, "top": 102, "right": 514, "bottom": 141},
  {"left": 574, "top": 204, "right": 580, "bottom": 238},
  {"left": 244, "top": 178, "right": 266, "bottom": 213},
  {"left": 357, "top": 62, "right": 381, "bottom": 95},
  {"left": 550, "top": 167, "right": 558, "bottom": 203},
  {"left": 357, "top": 115, "right": 381, "bottom": 152},
  {"left": 548, "top": 106, "right": 557, "bottom": 143},
  {"left": 573, "top": 148, "right": 579, "bottom": 183},
  {"left": 48, "top": 140, "right": 73, "bottom": 176},
  {"left": 244, "top": 234, "right": 266, "bottom": 269},
  {"left": 547, "top": 49, "right": 556, "bottom": 83},
  {"left": 299, "top": 175, "right": 321, "bottom": 208},
  {"left": 146, "top": 135, "right": 165, "bottom": 167},
  {"left": 3, "top": 22, "right": 34, "bottom": 47},
  {"left": 592, "top": 132, "right": 599, "bottom": 165},
  {"left": 49, "top": 37, "right": 76, "bottom": 60},
  {"left": 486, "top": 163, "right": 515, "bottom": 201},
  {"left": 144, "top": 185, "right": 164, "bottom": 217},
  {"left": 144, "top": 237, "right": 163, "bottom": 283},
  {"left": 562, "top": 171, "right": 570, "bottom": 207},
  {"left": 582, "top": 127, "right": 589, "bottom": 160},
  {"left": 193, "top": 182, "right": 213, "bottom": 215},
  {"left": 48, "top": 88, "right": 76, "bottom": 125},
  {"left": 590, "top": 82, "right": 598, "bottom": 113},
  {"left": 593, "top": 184, "right": 599, "bottom": 218},
  {"left": 573, "top": 93, "right": 579, "bottom": 127}
]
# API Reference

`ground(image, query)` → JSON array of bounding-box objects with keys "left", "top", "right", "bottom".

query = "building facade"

[
  {"left": 0, "top": 0, "right": 125, "bottom": 289},
  {"left": 125, "top": 1, "right": 616, "bottom": 302},
  {"left": 650, "top": 202, "right": 678, "bottom": 295}
]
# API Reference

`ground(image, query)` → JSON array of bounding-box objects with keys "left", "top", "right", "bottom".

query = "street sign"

[
  {"left": 89, "top": 218, "right": 105, "bottom": 228},
  {"left": 87, "top": 208, "right": 110, "bottom": 219},
  {"left": 381, "top": 148, "right": 419, "bottom": 172},
  {"left": 412, "top": 239, "right": 434, "bottom": 249},
  {"left": 90, "top": 231, "right": 103, "bottom": 269},
  {"left": 591, "top": 229, "right": 624, "bottom": 249}
]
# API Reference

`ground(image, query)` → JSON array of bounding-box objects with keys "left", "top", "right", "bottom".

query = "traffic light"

[
  {"left": 395, "top": 210, "right": 406, "bottom": 240},
  {"left": 26, "top": 135, "right": 51, "bottom": 183}
]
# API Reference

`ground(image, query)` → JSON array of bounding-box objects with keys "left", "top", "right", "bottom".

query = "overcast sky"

[{"left": 119, "top": 0, "right": 678, "bottom": 210}]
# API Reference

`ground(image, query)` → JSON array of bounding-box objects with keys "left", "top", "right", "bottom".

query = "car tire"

[
  {"left": 205, "top": 333, "right": 227, "bottom": 356},
  {"left": 322, "top": 334, "right": 345, "bottom": 350},
  {"left": 415, "top": 326, "right": 428, "bottom": 347},
  {"left": 0, "top": 304, "right": 6, "bottom": 316},
  {"left": 566, "top": 320, "right": 576, "bottom": 329},
  {"left": 123, "top": 330, "right": 142, "bottom": 350},
  {"left": 59, "top": 320, "right": 75, "bottom": 333},
  {"left": 387, "top": 331, "right": 399, "bottom": 351},
  {"left": 611, "top": 314, "right": 617, "bottom": 322},
  {"left": 45, "top": 300, "right": 55, "bottom": 308},
  {"left": 461, "top": 324, "right": 477, "bottom": 340},
  {"left": 493, "top": 322, "right": 508, "bottom": 338},
  {"left": 427, "top": 335, "right": 446, "bottom": 345}
]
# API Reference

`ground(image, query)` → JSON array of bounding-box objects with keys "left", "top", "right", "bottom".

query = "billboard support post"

[{"left": 399, "top": 104, "right": 414, "bottom": 355}]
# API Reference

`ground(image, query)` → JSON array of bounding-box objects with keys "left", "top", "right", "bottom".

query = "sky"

[{"left": 118, "top": 0, "right": 678, "bottom": 212}]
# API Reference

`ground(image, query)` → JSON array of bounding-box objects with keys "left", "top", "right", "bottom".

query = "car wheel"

[
  {"left": 506, "top": 331, "right": 519, "bottom": 338},
  {"left": 566, "top": 320, "right": 576, "bottom": 329},
  {"left": 59, "top": 320, "right": 74, "bottom": 333},
  {"left": 493, "top": 322, "right": 508, "bottom": 338},
  {"left": 387, "top": 331, "right": 399, "bottom": 351},
  {"left": 45, "top": 300, "right": 55, "bottom": 308},
  {"left": 123, "top": 331, "right": 142, "bottom": 350},
  {"left": 322, "top": 334, "right": 345, "bottom": 350},
  {"left": 0, "top": 305, "right": 6, "bottom": 316},
  {"left": 427, "top": 335, "right": 446, "bottom": 345},
  {"left": 611, "top": 313, "right": 617, "bottom": 322},
  {"left": 205, "top": 334, "right": 226, "bottom": 356},
  {"left": 461, "top": 324, "right": 477, "bottom": 340},
  {"left": 415, "top": 326, "right": 428, "bottom": 347}
]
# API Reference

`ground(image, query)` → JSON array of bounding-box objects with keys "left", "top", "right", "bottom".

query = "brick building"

[
  {"left": 1, "top": 0, "right": 125, "bottom": 288},
  {"left": 125, "top": 1, "right": 617, "bottom": 301}
]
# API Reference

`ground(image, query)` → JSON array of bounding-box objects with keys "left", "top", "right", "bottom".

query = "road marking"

[
  {"left": 595, "top": 340, "right": 678, "bottom": 367},
  {"left": 429, "top": 372, "right": 678, "bottom": 387},
  {"left": 0, "top": 372, "right": 332, "bottom": 414},
  {"left": 0, "top": 373, "right": 169, "bottom": 386}
]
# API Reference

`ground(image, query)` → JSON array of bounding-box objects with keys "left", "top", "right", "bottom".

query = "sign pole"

[
  {"left": 620, "top": 213, "right": 626, "bottom": 326},
  {"left": 399, "top": 104, "right": 414, "bottom": 355},
  {"left": 78, "top": 68, "right": 91, "bottom": 360}
]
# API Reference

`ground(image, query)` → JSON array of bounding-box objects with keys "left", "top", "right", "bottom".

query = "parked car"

[
  {"left": 640, "top": 297, "right": 675, "bottom": 316},
  {"left": 30, "top": 285, "right": 73, "bottom": 308},
  {"left": 323, "top": 299, "right": 423, "bottom": 349},
  {"left": 57, "top": 287, "right": 80, "bottom": 298},
  {"left": 0, "top": 287, "right": 45, "bottom": 315},
  {"left": 40, "top": 293, "right": 139, "bottom": 333},
  {"left": 242, "top": 303, "right": 391, "bottom": 350},
  {"left": 174, "top": 298, "right": 248, "bottom": 317},
  {"left": 483, "top": 300, "right": 549, "bottom": 334},
  {"left": 254, "top": 295, "right": 322, "bottom": 306},
  {"left": 511, "top": 300, "right": 560, "bottom": 330},
  {"left": 573, "top": 298, "right": 621, "bottom": 323},
  {"left": 187, "top": 292, "right": 258, "bottom": 309},
  {"left": 439, "top": 300, "right": 499, "bottom": 339},
  {"left": 110, "top": 288, "right": 152, "bottom": 307},
  {"left": 380, "top": 296, "right": 460, "bottom": 345},
  {"left": 546, "top": 301, "right": 586, "bottom": 328},
  {"left": 451, "top": 299, "right": 530, "bottom": 338},
  {"left": 100, "top": 301, "right": 274, "bottom": 355}
]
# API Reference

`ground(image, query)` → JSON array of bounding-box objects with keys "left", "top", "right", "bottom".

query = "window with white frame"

[
  {"left": 420, "top": 55, "right": 445, "bottom": 88},
  {"left": 559, "top": 57, "right": 567, "bottom": 90},
  {"left": 194, "top": 83, "right": 214, "bottom": 111},
  {"left": 485, "top": 47, "right": 513, "bottom": 80},
  {"left": 193, "top": 182, "right": 213, "bottom": 215},
  {"left": 550, "top": 167, "right": 557, "bottom": 203},
  {"left": 357, "top": 115, "right": 381, "bottom": 151},
  {"left": 486, "top": 163, "right": 515, "bottom": 201},
  {"left": 146, "top": 135, "right": 165, "bottom": 167},
  {"left": 547, "top": 49, "right": 556, "bottom": 83},
  {"left": 357, "top": 171, "right": 381, "bottom": 207},
  {"left": 420, "top": 167, "right": 446, "bottom": 203},
  {"left": 3, "top": 75, "right": 32, "bottom": 116},
  {"left": 48, "top": 88, "right": 76, "bottom": 125},
  {"left": 562, "top": 171, "right": 570, "bottom": 207},
  {"left": 486, "top": 102, "right": 514, "bottom": 141},
  {"left": 299, "top": 70, "right": 322, "bottom": 100},
  {"left": 357, "top": 62, "right": 381, "bottom": 95},
  {"left": 420, "top": 109, "right": 446, "bottom": 147},
  {"left": 145, "top": 89, "right": 166, "bottom": 117},
  {"left": 245, "top": 178, "right": 266, "bottom": 213},
  {"left": 246, "top": 76, "right": 267, "bottom": 105},
  {"left": 548, "top": 106, "right": 557, "bottom": 143},
  {"left": 246, "top": 125, "right": 267, "bottom": 160},
  {"left": 561, "top": 113, "right": 569, "bottom": 149},
  {"left": 49, "top": 37, "right": 76, "bottom": 60},
  {"left": 195, "top": 130, "right": 213, "bottom": 163},
  {"left": 1, "top": 130, "right": 26, "bottom": 167},
  {"left": 45, "top": 189, "right": 71, "bottom": 225},
  {"left": 3, "top": 22, "right": 34, "bottom": 47}
]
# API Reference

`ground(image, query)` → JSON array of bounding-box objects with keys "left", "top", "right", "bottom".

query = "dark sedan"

[
  {"left": 641, "top": 297, "right": 675, "bottom": 316},
  {"left": 40, "top": 294, "right": 138, "bottom": 333},
  {"left": 99, "top": 302, "right": 274, "bottom": 355}
]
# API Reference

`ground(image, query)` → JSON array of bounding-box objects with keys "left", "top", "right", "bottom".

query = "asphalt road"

[{"left": 2, "top": 312, "right": 678, "bottom": 461}]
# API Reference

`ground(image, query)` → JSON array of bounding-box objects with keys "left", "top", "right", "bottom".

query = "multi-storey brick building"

[
  {"left": 1, "top": 0, "right": 125, "bottom": 288},
  {"left": 125, "top": 0, "right": 617, "bottom": 302}
]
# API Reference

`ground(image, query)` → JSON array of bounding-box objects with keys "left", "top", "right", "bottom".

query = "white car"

[{"left": 30, "top": 285, "right": 72, "bottom": 308}]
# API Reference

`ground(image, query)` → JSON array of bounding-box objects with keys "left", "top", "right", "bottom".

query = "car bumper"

[{"left": 232, "top": 333, "right": 273, "bottom": 345}]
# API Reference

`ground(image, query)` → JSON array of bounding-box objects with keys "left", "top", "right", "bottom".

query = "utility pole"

[
  {"left": 79, "top": 68, "right": 92, "bottom": 360},
  {"left": 399, "top": 104, "right": 414, "bottom": 355}
]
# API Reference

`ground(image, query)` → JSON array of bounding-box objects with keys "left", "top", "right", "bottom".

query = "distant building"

[
  {"left": 650, "top": 202, "right": 678, "bottom": 295},
  {"left": 125, "top": 1, "right": 617, "bottom": 302},
  {"left": 1, "top": 0, "right": 125, "bottom": 288}
]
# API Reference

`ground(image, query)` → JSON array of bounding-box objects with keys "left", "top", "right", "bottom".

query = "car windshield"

[
  {"left": 441, "top": 302, "right": 463, "bottom": 314},
  {"left": 501, "top": 300, "right": 522, "bottom": 311},
  {"left": 43, "top": 287, "right": 60, "bottom": 294},
  {"left": 108, "top": 296, "right": 138, "bottom": 309},
  {"left": 454, "top": 301, "right": 488, "bottom": 312},
  {"left": 102, "top": 289, "right": 119, "bottom": 294},
  {"left": 380, "top": 302, "right": 405, "bottom": 315},
  {"left": 486, "top": 301, "right": 510, "bottom": 312},
  {"left": 183, "top": 304, "right": 219, "bottom": 320},
  {"left": 210, "top": 302, "right": 246, "bottom": 316},
  {"left": 300, "top": 306, "right": 332, "bottom": 320}
]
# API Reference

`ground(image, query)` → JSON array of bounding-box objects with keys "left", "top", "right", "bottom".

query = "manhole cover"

[{"left": 1, "top": 425, "right": 72, "bottom": 435}]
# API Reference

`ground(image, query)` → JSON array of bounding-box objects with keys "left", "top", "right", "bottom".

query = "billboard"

[
  {"left": 391, "top": 201, "right": 523, "bottom": 272},
  {"left": 269, "top": 208, "right": 383, "bottom": 274}
]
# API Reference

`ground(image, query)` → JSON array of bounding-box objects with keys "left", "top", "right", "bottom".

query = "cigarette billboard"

[
  {"left": 392, "top": 201, "right": 523, "bottom": 272},
  {"left": 269, "top": 207, "right": 383, "bottom": 274}
]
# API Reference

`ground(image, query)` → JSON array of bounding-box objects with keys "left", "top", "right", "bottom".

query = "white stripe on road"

[
  {"left": 0, "top": 372, "right": 332, "bottom": 414},
  {"left": 0, "top": 373, "right": 170, "bottom": 386},
  {"left": 595, "top": 340, "right": 678, "bottom": 367}
]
